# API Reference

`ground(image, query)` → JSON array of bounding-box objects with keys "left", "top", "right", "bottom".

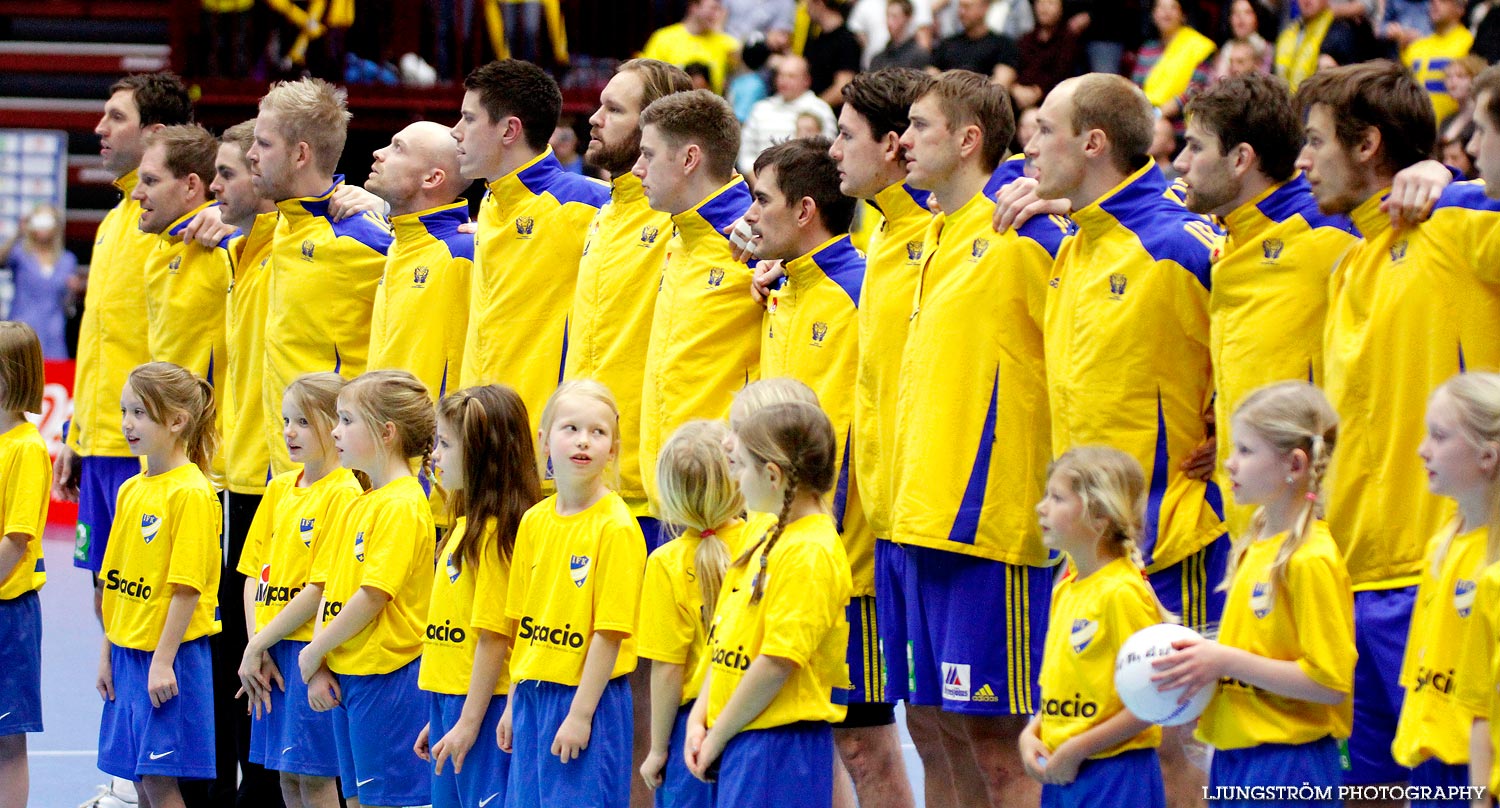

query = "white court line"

[{"left": 29, "top": 750, "right": 96, "bottom": 757}]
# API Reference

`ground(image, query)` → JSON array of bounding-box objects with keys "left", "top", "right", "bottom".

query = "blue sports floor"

[{"left": 24, "top": 528, "right": 928, "bottom": 807}]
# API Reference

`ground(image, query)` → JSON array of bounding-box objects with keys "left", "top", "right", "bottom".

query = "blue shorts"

[
  {"left": 838, "top": 595, "right": 895, "bottom": 727},
  {"left": 507, "top": 676, "right": 632, "bottom": 808},
  {"left": 430, "top": 691, "right": 509, "bottom": 808},
  {"left": 714, "top": 721, "right": 833, "bottom": 808},
  {"left": 1410, "top": 758, "right": 1469, "bottom": 807},
  {"left": 332, "top": 660, "right": 431, "bottom": 806},
  {"left": 248, "top": 639, "right": 339, "bottom": 777},
  {"left": 638, "top": 517, "right": 665, "bottom": 554},
  {"left": 1148, "top": 532, "right": 1229, "bottom": 634},
  {"left": 0, "top": 591, "right": 43, "bottom": 735},
  {"left": 1347, "top": 585, "right": 1417, "bottom": 786},
  {"left": 656, "top": 705, "right": 712, "bottom": 808},
  {"left": 1041, "top": 748, "right": 1164, "bottom": 808},
  {"left": 875, "top": 540, "right": 1052, "bottom": 715},
  {"left": 98, "top": 637, "right": 216, "bottom": 780},
  {"left": 1209, "top": 737, "right": 1341, "bottom": 807},
  {"left": 73, "top": 455, "right": 142, "bottom": 571}
]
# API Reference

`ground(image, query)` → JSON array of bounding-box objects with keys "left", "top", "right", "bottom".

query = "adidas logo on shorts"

[{"left": 973, "top": 684, "right": 999, "bottom": 703}]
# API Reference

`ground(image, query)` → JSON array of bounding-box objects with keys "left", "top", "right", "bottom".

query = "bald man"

[
  {"left": 365, "top": 121, "right": 474, "bottom": 400},
  {"left": 737, "top": 55, "right": 838, "bottom": 177}
]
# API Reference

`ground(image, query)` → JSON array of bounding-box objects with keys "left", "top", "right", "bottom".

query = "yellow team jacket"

[
  {"left": 853, "top": 182, "right": 931, "bottom": 541},
  {"left": 1046, "top": 161, "right": 1224, "bottom": 572},
  {"left": 69, "top": 170, "right": 155, "bottom": 458},
  {"left": 225, "top": 211, "right": 276, "bottom": 495},
  {"left": 1403, "top": 25, "right": 1475, "bottom": 123},
  {"left": 1212, "top": 175, "right": 1357, "bottom": 538},
  {"left": 890, "top": 176, "right": 1065, "bottom": 566},
  {"left": 639, "top": 178, "right": 760, "bottom": 510},
  {"left": 1325, "top": 184, "right": 1500, "bottom": 588},
  {"left": 369, "top": 200, "right": 473, "bottom": 400},
  {"left": 565, "top": 173, "right": 674, "bottom": 517},
  {"left": 462, "top": 148, "right": 609, "bottom": 436},
  {"left": 263, "top": 177, "right": 392, "bottom": 476},
  {"left": 762, "top": 234, "right": 873, "bottom": 595}
]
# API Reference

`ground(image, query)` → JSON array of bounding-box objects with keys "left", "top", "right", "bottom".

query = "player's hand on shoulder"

[{"left": 328, "top": 184, "right": 387, "bottom": 222}]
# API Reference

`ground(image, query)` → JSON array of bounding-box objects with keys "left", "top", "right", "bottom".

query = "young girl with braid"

[
  {"left": 684, "top": 401, "right": 853, "bottom": 808},
  {"left": 1151, "top": 381, "right": 1355, "bottom": 806}
]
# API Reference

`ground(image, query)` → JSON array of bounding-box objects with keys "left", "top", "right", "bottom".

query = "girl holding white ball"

[
  {"left": 1150, "top": 381, "right": 1355, "bottom": 807},
  {"left": 1019, "top": 446, "right": 1171, "bottom": 807}
]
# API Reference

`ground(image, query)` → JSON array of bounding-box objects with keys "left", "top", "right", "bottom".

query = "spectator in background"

[
  {"left": 933, "top": 0, "right": 1033, "bottom": 40},
  {"left": 1274, "top": 0, "right": 1334, "bottom": 88},
  {"left": 641, "top": 0, "right": 742, "bottom": 94},
  {"left": 805, "top": 0, "right": 863, "bottom": 105},
  {"left": 1321, "top": 0, "right": 1383, "bottom": 66},
  {"left": 685, "top": 61, "right": 714, "bottom": 90},
  {"left": 1473, "top": 0, "right": 1500, "bottom": 63},
  {"left": 1210, "top": 0, "right": 1272, "bottom": 82},
  {"left": 551, "top": 125, "right": 585, "bottom": 174},
  {"left": 1149, "top": 115, "right": 1181, "bottom": 179},
  {"left": 1016, "top": 104, "right": 1040, "bottom": 147},
  {"left": 853, "top": 0, "right": 934, "bottom": 68},
  {"left": 1381, "top": 0, "right": 1432, "bottom": 54},
  {"left": 200, "top": 0, "right": 252, "bottom": 78},
  {"left": 2, "top": 204, "right": 78, "bottom": 359},
  {"left": 1440, "top": 55, "right": 1488, "bottom": 146},
  {"left": 795, "top": 111, "right": 825, "bottom": 138},
  {"left": 729, "top": 43, "right": 773, "bottom": 119},
  {"left": 1013, "top": 0, "right": 1081, "bottom": 108},
  {"left": 1064, "top": 0, "right": 1141, "bottom": 74},
  {"left": 738, "top": 55, "right": 838, "bottom": 176},
  {"left": 932, "top": 0, "right": 1019, "bottom": 88},
  {"left": 1403, "top": 0, "right": 1475, "bottom": 122},
  {"left": 1441, "top": 122, "right": 1476, "bottom": 177},
  {"left": 724, "top": 0, "right": 797, "bottom": 51},
  {"left": 870, "top": 0, "right": 935, "bottom": 70},
  {"left": 1132, "top": 0, "right": 1215, "bottom": 125}
]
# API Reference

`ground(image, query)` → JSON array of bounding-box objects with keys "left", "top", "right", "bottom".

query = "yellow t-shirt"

[
  {"left": 853, "top": 182, "right": 931, "bottom": 540},
  {"left": 101, "top": 463, "right": 223, "bottom": 651},
  {"left": 762, "top": 234, "right": 874, "bottom": 595},
  {"left": 369, "top": 201, "right": 473, "bottom": 401},
  {"left": 225, "top": 211, "right": 276, "bottom": 495},
  {"left": 639, "top": 23, "right": 740, "bottom": 94},
  {"left": 461, "top": 148, "right": 609, "bottom": 437},
  {"left": 705, "top": 513, "right": 852, "bottom": 730},
  {"left": 1038, "top": 557, "right": 1162, "bottom": 758},
  {"left": 0, "top": 422, "right": 50, "bottom": 599},
  {"left": 419, "top": 516, "right": 516, "bottom": 696},
  {"left": 638, "top": 178, "right": 760, "bottom": 510},
  {"left": 1195, "top": 521, "right": 1355, "bottom": 750},
  {"left": 1273, "top": 9, "right": 1332, "bottom": 91},
  {"left": 506, "top": 492, "right": 646, "bottom": 686},
  {"left": 263, "top": 176, "right": 392, "bottom": 476},
  {"left": 1211, "top": 175, "right": 1357, "bottom": 539},
  {"left": 1457, "top": 562, "right": 1500, "bottom": 795},
  {"left": 1046, "top": 161, "right": 1224, "bottom": 572},
  {"left": 565, "top": 173, "right": 675, "bottom": 516},
  {"left": 1403, "top": 25, "right": 1475, "bottom": 123},
  {"left": 316, "top": 475, "right": 434, "bottom": 675},
  {"left": 234, "top": 467, "right": 361, "bottom": 641},
  {"left": 636, "top": 520, "right": 760, "bottom": 705},
  {"left": 69, "top": 170, "right": 155, "bottom": 458},
  {"left": 1392, "top": 521, "right": 1488, "bottom": 767}
]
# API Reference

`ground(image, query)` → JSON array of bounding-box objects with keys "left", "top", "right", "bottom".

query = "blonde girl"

[
  {"left": 499, "top": 380, "right": 646, "bottom": 808},
  {"left": 234, "top": 373, "right": 361, "bottom": 808},
  {"left": 1020, "top": 446, "right": 1167, "bottom": 808},
  {"left": 0, "top": 322, "right": 49, "bottom": 808},
  {"left": 96, "top": 362, "right": 222, "bottom": 808},
  {"left": 414, "top": 385, "right": 542, "bottom": 808},
  {"left": 295, "top": 370, "right": 436, "bottom": 808},
  {"left": 638, "top": 420, "right": 750, "bottom": 807},
  {"left": 684, "top": 401, "right": 853, "bottom": 808},
  {"left": 1151, "top": 381, "right": 1353, "bottom": 806}
]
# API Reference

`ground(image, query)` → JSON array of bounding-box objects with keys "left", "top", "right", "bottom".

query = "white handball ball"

[{"left": 1113, "top": 623, "right": 1215, "bottom": 726}]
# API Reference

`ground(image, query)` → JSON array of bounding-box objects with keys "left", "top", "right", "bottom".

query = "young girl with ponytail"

[
  {"left": 1020, "top": 445, "right": 1168, "bottom": 807},
  {"left": 638, "top": 420, "right": 758, "bottom": 807},
  {"left": 684, "top": 401, "right": 853, "bottom": 808},
  {"left": 1151, "top": 381, "right": 1355, "bottom": 806}
]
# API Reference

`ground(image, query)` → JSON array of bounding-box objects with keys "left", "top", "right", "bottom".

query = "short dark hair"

[
  {"left": 220, "top": 119, "right": 256, "bottom": 158},
  {"left": 1474, "top": 64, "right": 1500, "bottom": 135},
  {"left": 639, "top": 89, "right": 741, "bottom": 179},
  {"left": 110, "top": 72, "right": 192, "bottom": 127},
  {"left": 922, "top": 70, "right": 1013, "bottom": 171},
  {"left": 1185, "top": 72, "right": 1301, "bottom": 182},
  {"left": 146, "top": 124, "right": 220, "bottom": 183},
  {"left": 841, "top": 68, "right": 934, "bottom": 141},
  {"left": 753, "top": 137, "right": 857, "bottom": 234},
  {"left": 464, "top": 60, "right": 562, "bottom": 151},
  {"left": 1296, "top": 60, "right": 1434, "bottom": 174}
]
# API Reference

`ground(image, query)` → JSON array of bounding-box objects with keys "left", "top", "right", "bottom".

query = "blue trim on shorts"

[
  {"left": 331, "top": 660, "right": 431, "bottom": 805},
  {"left": 657, "top": 705, "right": 713, "bottom": 808},
  {"left": 0, "top": 591, "right": 43, "bottom": 734},
  {"left": 508, "top": 676, "right": 632, "bottom": 808},
  {"left": 98, "top": 637, "right": 216, "bottom": 780},
  {"left": 73, "top": 455, "right": 142, "bottom": 571},
  {"left": 247, "top": 639, "right": 340, "bottom": 777},
  {"left": 1148, "top": 532, "right": 1229, "bottom": 633},
  {"left": 1210, "top": 737, "right": 1341, "bottom": 807},
  {"left": 429, "top": 691, "right": 509, "bottom": 808},
  {"left": 1347, "top": 586, "right": 1417, "bottom": 786},
  {"left": 1041, "top": 748, "right": 1164, "bottom": 808}
]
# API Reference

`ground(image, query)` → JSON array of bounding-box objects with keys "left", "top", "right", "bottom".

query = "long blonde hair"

[
  {"left": 1048, "top": 445, "right": 1175, "bottom": 622},
  {"left": 1427, "top": 373, "right": 1500, "bottom": 566},
  {"left": 339, "top": 370, "right": 435, "bottom": 477},
  {"left": 728, "top": 377, "right": 819, "bottom": 431},
  {"left": 127, "top": 362, "right": 218, "bottom": 475},
  {"left": 0, "top": 321, "right": 44, "bottom": 415},
  {"left": 538, "top": 379, "right": 623, "bottom": 489},
  {"left": 1222, "top": 381, "right": 1339, "bottom": 599},
  {"left": 657, "top": 420, "right": 742, "bottom": 629}
]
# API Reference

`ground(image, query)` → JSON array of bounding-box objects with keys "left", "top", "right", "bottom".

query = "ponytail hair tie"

[
  {"left": 1306, "top": 491, "right": 1319, "bottom": 502},
  {"left": 700, "top": 528, "right": 716, "bottom": 538}
]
